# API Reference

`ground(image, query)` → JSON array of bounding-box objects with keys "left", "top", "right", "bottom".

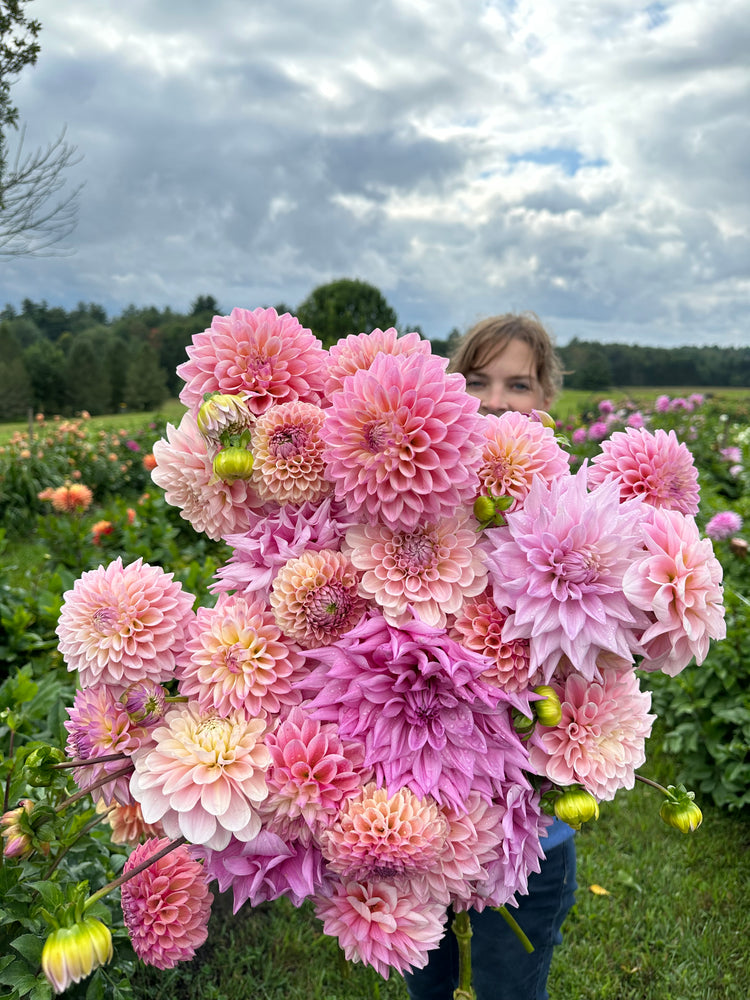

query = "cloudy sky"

[{"left": 2, "top": 0, "right": 749, "bottom": 346}]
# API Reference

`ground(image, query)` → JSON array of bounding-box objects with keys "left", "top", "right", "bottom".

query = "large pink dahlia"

[
  {"left": 321, "top": 351, "right": 484, "bottom": 529},
  {"left": 177, "top": 307, "right": 327, "bottom": 417},
  {"left": 212, "top": 497, "right": 357, "bottom": 602},
  {"left": 56, "top": 557, "right": 195, "bottom": 690},
  {"left": 529, "top": 667, "right": 655, "bottom": 800},
  {"left": 623, "top": 507, "right": 726, "bottom": 675},
  {"left": 251, "top": 400, "right": 331, "bottom": 504},
  {"left": 121, "top": 837, "right": 213, "bottom": 969},
  {"left": 151, "top": 412, "right": 262, "bottom": 540},
  {"left": 452, "top": 590, "right": 540, "bottom": 693},
  {"left": 313, "top": 879, "right": 447, "bottom": 979},
  {"left": 487, "top": 467, "right": 648, "bottom": 682},
  {"left": 345, "top": 509, "right": 487, "bottom": 628},
  {"left": 478, "top": 411, "right": 569, "bottom": 512},
  {"left": 588, "top": 427, "right": 700, "bottom": 515},
  {"left": 176, "top": 595, "right": 304, "bottom": 718},
  {"left": 130, "top": 703, "right": 270, "bottom": 851},
  {"left": 270, "top": 548, "right": 366, "bottom": 648},
  {"left": 324, "top": 327, "right": 431, "bottom": 397},
  {"left": 321, "top": 782, "right": 447, "bottom": 880}
]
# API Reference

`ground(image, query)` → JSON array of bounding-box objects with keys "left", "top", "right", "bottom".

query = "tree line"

[{"left": 0, "top": 281, "right": 748, "bottom": 421}]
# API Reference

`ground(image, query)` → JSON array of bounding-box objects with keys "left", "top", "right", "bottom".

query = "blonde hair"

[{"left": 448, "top": 313, "right": 563, "bottom": 403}]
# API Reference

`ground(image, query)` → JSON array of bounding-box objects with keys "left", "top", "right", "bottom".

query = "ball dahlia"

[
  {"left": 321, "top": 351, "right": 484, "bottom": 529},
  {"left": 251, "top": 400, "right": 331, "bottom": 504},
  {"left": 452, "top": 590, "right": 539, "bottom": 693},
  {"left": 478, "top": 411, "right": 569, "bottom": 512},
  {"left": 56, "top": 557, "right": 195, "bottom": 691}
]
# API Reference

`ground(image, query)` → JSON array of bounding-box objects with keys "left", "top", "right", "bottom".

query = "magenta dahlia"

[
  {"left": 151, "top": 412, "right": 262, "bottom": 540},
  {"left": 587, "top": 427, "right": 700, "bottom": 515},
  {"left": 56, "top": 557, "right": 195, "bottom": 691},
  {"left": 529, "top": 667, "right": 655, "bottom": 800},
  {"left": 176, "top": 594, "right": 304, "bottom": 718},
  {"left": 324, "top": 327, "right": 431, "bottom": 397},
  {"left": 251, "top": 400, "right": 331, "bottom": 504},
  {"left": 121, "top": 837, "right": 213, "bottom": 969},
  {"left": 313, "top": 879, "right": 447, "bottom": 979},
  {"left": 177, "top": 307, "right": 328, "bottom": 417},
  {"left": 345, "top": 509, "right": 488, "bottom": 628},
  {"left": 321, "top": 351, "right": 484, "bottom": 529},
  {"left": 478, "top": 411, "right": 569, "bottom": 512}
]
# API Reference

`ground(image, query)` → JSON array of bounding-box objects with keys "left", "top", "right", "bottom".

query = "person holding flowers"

[{"left": 404, "top": 312, "right": 576, "bottom": 1000}]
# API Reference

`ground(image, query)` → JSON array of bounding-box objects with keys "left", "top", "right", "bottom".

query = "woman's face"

[{"left": 464, "top": 338, "right": 549, "bottom": 416}]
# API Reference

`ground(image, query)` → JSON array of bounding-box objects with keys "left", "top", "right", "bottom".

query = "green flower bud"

[
  {"left": 659, "top": 787, "right": 703, "bottom": 833},
  {"left": 554, "top": 787, "right": 600, "bottom": 830},
  {"left": 532, "top": 686, "right": 563, "bottom": 727},
  {"left": 530, "top": 409, "right": 557, "bottom": 430},
  {"left": 212, "top": 447, "right": 255, "bottom": 481},
  {"left": 197, "top": 393, "right": 252, "bottom": 442},
  {"left": 473, "top": 495, "right": 496, "bottom": 524}
]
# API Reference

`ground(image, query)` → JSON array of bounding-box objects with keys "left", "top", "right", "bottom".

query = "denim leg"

[{"left": 404, "top": 839, "right": 577, "bottom": 1000}]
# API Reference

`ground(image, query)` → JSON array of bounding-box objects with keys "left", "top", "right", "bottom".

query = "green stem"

[
  {"left": 55, "top": 763, "right": 133, "bottom": 813},
  {"left": 84, "top": 836, "right": 188, "bottom": 910},
  {"left": 52, "top": 753, "right": 129, "bottom": 769},
  {"left": 43, "top": 806, "right": 115, "bottom": 880},
  {"left": 451, "top": 910, "right": 476, "bottom": 1000},
  {"left": 634, "top": 773, "right": 668, "bottom": 795},
  {"left": 496, "top": 906, "right": 534, "bottom": 954}
]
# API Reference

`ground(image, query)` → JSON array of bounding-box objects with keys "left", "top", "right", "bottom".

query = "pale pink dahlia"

[
  {"left": 324, "top": 328, "right": 431, "bottom": 397},
  {"left": 487, "top": 467, "right": 648, "bottom": 682},
  {"left": 529, "top": 667, "right": 655, "bottom": 800},
  {"left": 321, "top": 782, "right": 447, "bottom": 880},
  {"left": 478, "top": 411, "right": 569, "bottom": 512},
  {"left": 176, "top": 595, "right": 304, "bottom": 718},
  {"left": 588, "top": 427, "right": 700, "bottom": 515},
  {"left": 151, "top": 412, "right": 262, "bottom": 540},
  {"left": 177, "top": 307, "right": 327, "bottom": 417},
  {"left": 452, "top": 590, "right": 540, "bottom": 693},
  {"left": 270, "top": 548, "right": 366, "bottom": 648},
  {"left": 261, "top": 706, "right": 363, "bottom": 843},
  {"left": 251, "top": 400, "right": 331, "bottom": 504},
  {"left": 313, "top": 879, "right": 447, "bottom": 979},
  {"left": 321, "top": 351, "right": 484, "bottom": 530},
  {"left": 705, "top": 510, "right": 743, "bottom": 540},
  {"left": 345, "top": 509, "right": 488, "bottom": 628},
  {"left": 121, "top": 837, "right": 213, "bottom": 969},
  {"left": 212, "top": 497, "right": 357, "bottom": 602},
  {"left": 64, "top": 686, "right": 141, "bottom": 805},
  {"left": 130, "top": 703, "right": 271, "bottom": 851},
  {"left": 202, "top": 831, "right": 327, "bottom": 910},
  {"left": 623, "top": 507, "right": 726, "bottom": 676},
  {"left": 56, "top": 557, "right": 195, "bottom": 691}
]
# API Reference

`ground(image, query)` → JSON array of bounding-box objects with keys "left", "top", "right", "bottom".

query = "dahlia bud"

[
  {"left": 42, "top": 917, "right": 113, "bottom": 994},
  {"left": 532, "top": 686, "right": 562, "bottom": 727},
  {"left": 122, "top": 680, "right": 167, "bottom": 726},
  {"left": 554, "top": 787, "right": 600, "bottom": 830},
  {"left": 1, "top": 799, "right": 35, "bottom": 859},
  {"left": 197, "top": 392, "right": 252, "bottom": 443},
  {"left": 659, "top": 786, "right": 703, "bottom": 833},
  {"left": 530, "top": 409, "right": 556, "bottom": 430},
  {"left": 473, "top": 493, "right": 513, "bottom": 527},
  {"left": 212, "top": 446, "right": 255, "bottom": 481}
]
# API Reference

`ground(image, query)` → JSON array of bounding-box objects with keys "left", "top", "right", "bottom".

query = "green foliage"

[{"left": 296, "top": 279, "right": 399, "bottom": 348}]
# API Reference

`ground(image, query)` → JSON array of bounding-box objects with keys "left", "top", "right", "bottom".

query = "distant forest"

[{"left": 0, "top": 292, "right": 748, "bottom": 421}]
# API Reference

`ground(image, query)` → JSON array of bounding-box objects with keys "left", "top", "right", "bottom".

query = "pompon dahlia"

[
  {"left": 324, "top": 327, "right": 431, "bottom": 397},
  {"left": 486, "top": 467, "right": 648, "bottom": 682},
  {"left": 56, "top": 557, "right": 195, "bottom": 691},
  {"left": 177, "top": 307, "right": 327, "bottom": 417},
  {"left": 250, "top": 400, "right": 331, "bottom": 504},
  {"left": 529, "top": 667, "right": 655, "bottom": 801},
  {"left": 321, "top": 783, "right": 447, "bottom": 880},
  {"left": 121, "top": 837, "right": 213, "bottom": 969},
  {"left": 321, "top": 351, "right": 484, "bottom": 530},
  {"left": 705, "top": 510, "right": 743, "bottom": 540},
  {"left": 176, "top": 595, "right": 304, "bottom": 718},
  {"left": 151, "top": 412, "right": 262, "bottom": 540},
  {"left": 452, "top": 590, "right": 540, "bottom": 693},
  {"left": 478, "top": 411, "right": 569, "bottom": 512},
  {"left": 305, "top": 613, "right": 530, "bottom": 811},
  {"left": 314, "top": 879, "right": 447, "bottom": 979},
  {"left": 64, "top": 686, "right": 142, "bottom": 805},
  {"left": 202, "top": 831, "right": 327, "bottom": 910},
  {"left": 344, "top": 509, "right": 487, "bottom": 628},
  {"left": 212, "top": 497, "right": 357, "bottom": 603},
  {"left": 261, "top": 706, "right": 363, "bottom": 843},
  {"left": 270, "top": 548, "right": 366, "bottom": 648},
  {"left": 587, "top": 427, "right": 700, "bottom": 515},
  {"left": 623, "top": 507, "right": 726, "bottom": 676},
  {"left": 130, "top": 704, "right": 271, "bottom": 851}
]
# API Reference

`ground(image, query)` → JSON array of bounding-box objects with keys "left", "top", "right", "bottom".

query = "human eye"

[
  {"left": 510, "top": 380, "right": 532, "bottom": 393},
  {"left": 465, "top": 374, "right": 488, "bottom": 390}
]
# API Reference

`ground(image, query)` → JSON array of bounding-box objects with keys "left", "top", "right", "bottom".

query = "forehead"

[{"left": 472, "top": 337, "right": 539, "bottom": 378}]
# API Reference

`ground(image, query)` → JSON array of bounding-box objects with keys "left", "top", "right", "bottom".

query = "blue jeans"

[{"left": 404, "top": 838, "right": 577, "bottom": 1000}]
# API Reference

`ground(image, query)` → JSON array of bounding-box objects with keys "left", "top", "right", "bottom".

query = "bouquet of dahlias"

[{"left": 54, "top": 308, "right": 725, "bottom": 985}]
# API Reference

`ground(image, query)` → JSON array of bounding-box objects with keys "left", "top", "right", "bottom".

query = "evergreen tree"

[
  {"left": 63, "top": 334, "right": 112, "bottom": 414},
  {"left": 22, "top": 338, "right": 66, "bottom": 412},
  {"left": 123, "top": 341, "right": 168, "bottom": 411}
]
